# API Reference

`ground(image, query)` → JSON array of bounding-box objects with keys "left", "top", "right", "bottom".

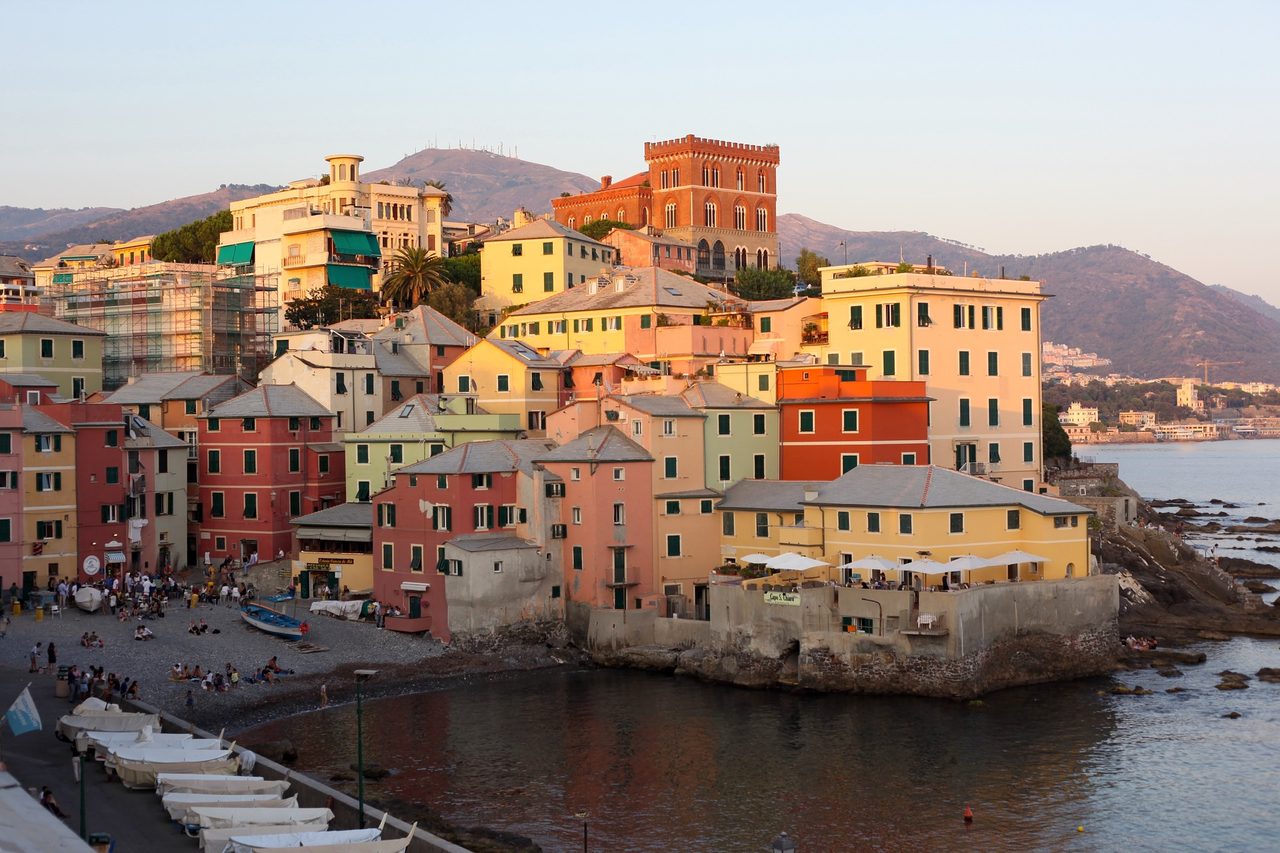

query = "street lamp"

[
  {"left": 574, "top": 811, "right": 588, "bottom": 852},
  {"left": 772, "top": 831, "right": 797, "bottom": 852},
  {"left": 837, "top": 241, "right": 847, "bottom": 265},
  {"left": 354, "top": 669, "right": 379, "bottom": 827}
]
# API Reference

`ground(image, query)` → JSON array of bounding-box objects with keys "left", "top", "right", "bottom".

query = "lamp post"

[
  {"left": 837, "top": 241, "right": 847, "bottom": 265},
  {"left": 354, "top": 669, "right": 379, "bottom": 827},
  {"left": 73, "top": 752, "right": 86, "bottom": 841},
  {"left": 574, "top": 811, "right": 588, "bottom": 852}
]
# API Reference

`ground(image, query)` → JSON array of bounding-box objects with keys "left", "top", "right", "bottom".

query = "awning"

[
  {"left": 105, "top": 551, "right": 126, "bottom": 564},
  {"left": 330, "top": 230, "right": 381, "bottom": 257},
  {"left": 621, "top": 363, "right": 659, "bottom": 375},
  {"left": 748, "top": 339, "right": 781, "bottom": 356},
  {"left": 216, "top": 242, "right": 255, "bottom": 266},
  {"left": 52, "top": 272, "right": 74, "bottom": 285},
  {"left": 400, "top": 582, "right": 429, "bottom": 592},
  {"left": 299, "top": 528, "right": 371, "bottom": 543},
  {"left": 326, "top": 264, "right": 372, "bottom": 291}
]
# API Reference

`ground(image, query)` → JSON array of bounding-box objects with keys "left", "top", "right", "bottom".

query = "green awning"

[
  {"left": 327, "top": 264, "right": 372, "bottom": 291},
  {"left": 330, "top": 230, "right": 380, "bottom": 257},
  {"left": 216, "top": 242, "right": 255, "bottom": 265},
  {"left": 51, "top": 272, "right": 73, "bottom": 284}
]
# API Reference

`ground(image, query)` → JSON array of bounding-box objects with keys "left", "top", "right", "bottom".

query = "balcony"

[
  {"left": 778, "top": 524, "right": 822, "bottom": 549},
  {"left": 385, "top": 614, "right": 432, "bottom": 634}
]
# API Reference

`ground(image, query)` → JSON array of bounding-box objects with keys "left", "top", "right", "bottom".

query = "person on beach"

[
  {"left": 46, "top": 642, "right": 56, "bottom": 672},
  {"left": 185, "top": 690, "right": 194, "bottom": 709},
  {"left": 40, "top": 787, "right": 69, "bottom": 819},
  {"left": 319, "top": 683, "right": 328, "bottom": 708},
  {"left": 29, "top": 642, "right": 41, "bottom": 673}
]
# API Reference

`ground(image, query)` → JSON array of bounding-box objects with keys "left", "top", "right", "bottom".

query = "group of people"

[
  {"left": 133, "top": 625, "right": 155, "bottom": 641},
  {"left": 78, "top": 632, "right": 105, "bottom": 648},
  {"left": 186, "top": 619, "right": 212, "bottom": 635},
  {"left": 66, "top": 665, "right": 141, "bottom": 703},
  {"left": 1126, "top": 635, "right": 1159, "bottom": 651},
  {"left": 28, "top": 642, "right": 56, "bottom": 673},
  {"left": 171, "top": 662, "right": 241, "bottom": 693}
]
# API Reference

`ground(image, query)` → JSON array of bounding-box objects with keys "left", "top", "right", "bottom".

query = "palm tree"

[
  {"left": 424, "top": 179, "right": 453, "bottom": 218},
  {"left": 381, "top": 246, "right": 448, "bottom": 309}
]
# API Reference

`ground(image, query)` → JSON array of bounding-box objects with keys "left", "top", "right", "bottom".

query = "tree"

[
  {"left": 730, "top": 266, "right": 797, "bottom": 301},
  {"left": 1042, "top": 403, "right": 1073, "bottom": 461},
  {"left": 284, "top": 285, "right": 381, "bottom": 330},
  {"left": 578, "top": 219, "right": 634, "bottom": 242},
  {"left": 794, "top": 248, "right": 830, "bottom": 288},
  {"left": 151, "top": 210, "right": 233, "bottom": 264},
  {"left": 424, "top": 180, "right": 453, "bottom": 217},
  {"left": 381, "top": 246, "right": 448, "bottom": 309},
  {"left": 895, "top": 260, "right": 914, "bottom": 273},
  {"left": 427, "top": 282, "right": 476, "bottom": 329},
  {"left": 443, "top": 253, "right": 481, "bottom": 295}
]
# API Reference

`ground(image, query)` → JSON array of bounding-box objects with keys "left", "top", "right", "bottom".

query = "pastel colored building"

[
  {"left": 820, "top": 263, "right": 1045, "bottom": 490},
  {"left": 555, "top": 351, "right": 657, "bottom": 397},
  {"left": 0, "top": 255, "right": 38, "bottom": 310},
  {"left": 0, "top": 313, "right": 106, "bottom": 399},
  {"left": 600, "top": 228, "right": 696, "bottom": 273},
  {"left": 715, "top": 479, "right": 813, "bottom": 567},
  {"left": 552, "top": 134, "right": 780, "bottom": 275},
  {"left": 31, "top": 243, "right": 113, "bottom": 291},
  {"left": 679, "top": 381, "right": 779, "bottom": 487},
  {"left": 443, "top": 339, "right": 564, "bottom": 435},
  {"left": 108, "top": 235, "right": 154, "bottom": 268},
  {"left": 0, "top": 406, "right": 25, "bottom": 580},
  {"left": 219, "top": 153, "right": 447, "bottom": 306},
  {"left": 198, "top": 384, "right": 344, "bottom": 564},
  {"left": 122, "top": 415, "right": 189, "bottom": 572},
  {"left": 775, "top": 364, "right": 931, "bottom": 480},
  {"left": 259, "top": 340, "right": 389, "bottom": 435},
  {"left": 742, "top": 296, "right": 828, "bottom": 362},
  {"left": 344, "top": 393, "right": 522, "bottom": 501},
  {"left": 20, "top": 408, "right": 77, "bottom": 586},
  {"left": 535, "top": 426, "right": 658, "bottom": 611},
  {"left": 291, "top": 502, "right": 374, "bottom": 597},
  {"left": 476, "top": 218, "right": 614, "bottom": 315},
  {"left": 371, "top": 305, "right": 477, "bottom": 397}
]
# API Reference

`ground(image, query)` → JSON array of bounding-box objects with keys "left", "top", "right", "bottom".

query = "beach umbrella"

[
  {"left": 896, "top": 558, "right": 951, "bottom": 576},
  {"left": 986, "top": 550, "right": 1048, "bottom": 565},
  {"left": 740, "top": 553, "right": 773, "bottom": 564},
  {"left": 765, "top": 553, "right": 829, "bottom": 571},
  {"left": 838, "top": 555, "right": 897, "bottom": 572}
]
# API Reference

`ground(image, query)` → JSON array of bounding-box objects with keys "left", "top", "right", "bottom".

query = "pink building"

[{"left": 0, "top": 405, "right": 23, "bottom": 575}]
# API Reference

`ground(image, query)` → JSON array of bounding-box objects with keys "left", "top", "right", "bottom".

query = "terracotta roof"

[{"left": 608, "top": 172, "right": 650, "bottom": 189}]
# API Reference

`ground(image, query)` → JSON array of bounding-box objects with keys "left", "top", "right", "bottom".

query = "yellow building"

[
  {"left": 21, "top": 409, "right": 77, "bottom": 584},
  {"left": 291, "top": 502, "right": 374, "bottom": 594},
  {"left": 820, "top": 263, "right": 1045, "bottom": 490},
  {"left": 0, "top": 313, "right": 106, "bottom": 399},
  {"left": 476, "top": 217, "right": 615, "bottom": 315},
  {"left": 110, "top": 235, "right": 154, "bottom": 268},
  {"left": 219, "top": 154, "right": 447, "bottom": 307},
  {"left": 442, "top": 339, "right": 562, "bottom": 435},
  {"left": 718, "top": 465, "right": 1091, "bottom": 585},
  {"left": 31, "top": 243, "right": 114, "bottom": 291}
]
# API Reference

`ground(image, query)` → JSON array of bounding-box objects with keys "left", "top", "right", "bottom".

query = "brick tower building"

[{"left": 552, "top": 134, "right": 780, "bottom": 278}]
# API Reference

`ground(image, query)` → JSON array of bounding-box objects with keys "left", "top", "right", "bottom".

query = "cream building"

[
  {"left": 218, "top": 154, "right": 447, "bottom": 306},
  {"left": 1059, "top": 401, "right": 1100, "bottom": 427},
  {"left": 476, "top": 218, "right": 615, "bottom": 316},
  {"left": 819, "top": 263, "right": 1045, "bottom": 491}
]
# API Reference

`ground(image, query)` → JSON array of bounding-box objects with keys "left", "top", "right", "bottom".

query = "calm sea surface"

[{"left": 247, "top": 441, "right": 1280, "bottom": 852}]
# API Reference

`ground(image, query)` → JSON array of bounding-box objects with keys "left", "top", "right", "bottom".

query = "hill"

[
  {"left": 1210, "top": 284, "right": 1280, "bottom": 327},
  {"left": 777, "top": 214, "right": 1280, "bottom": 384},
  {"left": 1, "top": 185, "right": 277, "bottom": 261},
  {"left": 0, "top": 206, "right": 122, "bottom": 242},
  {"left": 363, "top": 148, "right": 598, "bottom": 222}
]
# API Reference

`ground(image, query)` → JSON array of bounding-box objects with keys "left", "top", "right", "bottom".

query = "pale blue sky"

[{"left": 7, "top": 1, "right": 1278, "bottom": 299}]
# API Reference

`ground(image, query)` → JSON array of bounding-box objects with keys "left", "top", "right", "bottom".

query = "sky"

[{"left": 7, "top": 1, "right": 1278, "bottom": 300}]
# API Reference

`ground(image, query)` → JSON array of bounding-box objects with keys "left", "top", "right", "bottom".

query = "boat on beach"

[
  {"left": 74, "top": 586, "right": 103, "bottom": 613},
  {"left": 240, "top": 603, "right": 303, "bottom": 640}
]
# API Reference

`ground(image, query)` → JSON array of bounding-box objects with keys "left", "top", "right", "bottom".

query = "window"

[
  {"left": 755, "top": 512, "right": 769, "bottom": 538},
  {"left": 289, "top": 491, "right": 301, "bottom": 517},
  {"left": 882, "top": 351, "right": 896, "bottom": 376},
  {"left": 718, "top": 455, "right": 731, "bottom": 482},
  {"left": 531, "top": 372, "right": 544, "bottom": 391},
  {"left": 837, "top": 511, "right": 850, "bottom": 531},
  {"left": 570, "top": 467, "right": 581, "bottom": 481},
  {"left": 640, "top": 314, "right": 652, "bottom": 330},
  {"left": 243, "top": 493, "right": 258, "bottom": 519},
  {"left": 207, "top": 450, "right": 221, "bottom": 473},
  {"left": 40, "top": 338, "right": 53, "bottom": 358},
  {"left": 243, "top": 450, "right": 257, "bottom": 474},
  {"left": 497, "top": 374, "right": 509, "bottom": 392},
  {"left": 987, "top": 352, "right": 999, "bottom": 376},
  {"left": 632, "top": 420, "right": 643, "bottom": 437},
  {"left": 875, "top": 303, "right": 901, "bottom": 328},
  {"left": 382, "top": 543, "right": 394, "bottom": 570},
  {"left": 989, "top": 442, "right": 1001, "bottom": 464},
  {"left": 1021, "top": 307, "right": 1033, "bottom": 331},
  {"left": 356, "top": 481, "right": 370, "bottom": 502},
  {"left": 950, "top": 512, "right": 964, "bottom": 534},
  {"left": 211, "top": 492, "right": 224, "bottom": 517},
  {"left": 841, "top": 454, "right": 859, "bottom": 473},
  {"left": 311, "top": 417, "right": 322, "bottom": 430},
  {"left": 242, "top": 417, "right": 256, "bottom": 432},
  {"left": 410, "top": 545, "right": 424, "bottom": 573},
  {"left": 1023, "top": 398, "right": 1034, "bottom": 426},
  {"left": 753, "top": 413, "right": 766, "bottom": 435},
  {"left": 1022, "top": 352, "right": 1033, "bottom": 377},
  {"left": 734, "top": 204, "right": 746, "bottom": 230},
  {"left": 867, "top": 512, "right": 880, "bottom": 533},
  {"left": 758, "top": 375, "right": 770, "bottom": 392},
  {"left": 798, "top": 411, "right": 815, "bottom": 433},
  {"left": 612, "top": 467, "right": 625, "bottom": 481},
  {"left": 663, "top": 457, "right": 678, "bottom": 478},
  {"left": 756, "top": 208, "right": 768, "bottom": 231},
  {"left": 918, "top": 350, "right": 930, "bottom": 376},
  {"left": 0, "top": 519, "right": 8, "bottom": 542},
  {"left": 902, "top": 453, "right": 917, "bottom": 465},
  {"left": 754, "top": 454, "right": 766, "bottom": 479},
  {"left": 665, "top": 203, "right": 677, "bottom": 228},
  {"left": 458, "top": 375, "right": 471, "bottom": 393},
  {"left": 437, "top": 475, "right": 448, "bottom": 489},
  {"left": 572, "top": 546, "right": 583, "bottom": 570},
  {"left": 433, "top": 504, "right": 452, "bottom": 531},
  {"left": 356, "top": 444, "right": 369, "bottom": 464},
  {"left": 662, "top": 419, "right": 675, "bottom": 436},
  {"left": 473, "top": 504, "right": 494, "bottom": 530},
  {"left": 387, "top": 443, "right": 404, "bottom": 464},
  {"left": 959, "top": 351, "right": 970, "bottom": 375},
  {"left": 722, "top": 511, "right": 735, "bottom": 536},
  {"left": 318, "top": 455, "right": 330, "bottom": 474},
  {"left": 1054, "top": 516, "right": 1070, "bottom": 529},
  {"left": 1023, "top": 441, "right": 1035, "bottom": 463},
  {"left": 36, "top": 472, "right": 61, "bottom": 491},
  {"left": 666, "top": 534, "right": 682, "bottom": 557},
  {"left": 613, "top": 503, "right": 626, "bottom": 525},
  {"left": 472, "top": 473, "right": 492, "bottom": 490},
  {"left": 988, "top": 398, "right": 1000, "bottom": 426},
  {"left": 701, "top": 499, "right": 713, "bottom": 514},
  {"left": 717, "top": 413, "right": 731, "bottom": 435},
  {"left": 572, "top": 507, "right": 582, "bottom": 525},
  {"left": 0, "top": 434, "right": 11, "bottom": 455},
  {"left": 849, "top": 306, "right": 863, "bottom": 330},
  {"left": 665, "top": 500, "right": 680, "bottom": 515},
  {"left": 105, "top": 466, "right": 119, "bottom": 484},
  {"left": 759, "top": 317, "right": 772, "bottom": 334},
  {"left": 512, "top": 273, "right": 523, "bottom": 293},
  {"left": 511, "top": 243, "right": 523, "bottom": 256},
  {"left": 1023, "top": 479, "right": 1035, "bottom": 493},
  {"left": 336, "top": 373, "right": 347, "bottom": 395},
  {"left": 378, "top": 502, "right": 397, "bottom": 528},
  {"left": 917, "top": 302, "right": 932, "bottom": 327},
  {"left": 542, "top": 241, "right": 554, "bottom": 255},
  {"left": 1007, "top": 509, "right": 1021, "bottom": 529},
  {"left": 842, "top": 410, "right": 859, "bottom": 433},
  {"left": 959, "top": 398, "right": 970, "bottom": 427},
  {"left": 492, "top": 561, "right": 503, "bottom": 574},
  {"left": 105, "top": 429, "right": 118, "bottom": 447},
  {"left": 898, "top": 513, "right": 913, "bottom": 535},
  {"left": 544, "top": 271, "right": 554, "bottom": 292}
]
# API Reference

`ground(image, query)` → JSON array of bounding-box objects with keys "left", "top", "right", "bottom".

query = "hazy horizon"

[{"left": 7, "top": 1, "right": 1277, "bottom": 301}]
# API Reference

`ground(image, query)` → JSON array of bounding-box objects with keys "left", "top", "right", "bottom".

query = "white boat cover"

[
  {"left": 57, "top": 711, "right": 160, "bottom": 740},
  {"left": 166, "top": 794, "right": 296, "bottom": 821},
  {"left": 188, "top": 806, "right": 332, "bottom": 830},
  {"left": 161, "top": 778, "right": 288, "bottom": 797},
  {"left": 200, "top": 824, "right": 330, "bottom": 853},
  {"left": 221, "top": 829, "right": 381, "bottom": 851},
  {"left": 309, "top": 600, "right": 364, "bottom": 619},
  {"left": 158, "top": 773, "right": 262, "bottom": 789},
  {"left": 77, "top": 729, "right": 193, "bottom": 753},
  {"left": 74, "top": 586, "right": 103, "bottom": 612},
  {"left": 71, "top": 697, "right": 112, "bottom": 714},
  {"left": 116, "top": 754, "right": 240, "bottom": 789},
  {"left": 108, "top": 746, "right": 230, "bottom": 766}
]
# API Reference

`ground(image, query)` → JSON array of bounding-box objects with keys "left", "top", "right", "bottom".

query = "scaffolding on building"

[{"left": 41, "top": 262, "right": 279, "bottom": 390}]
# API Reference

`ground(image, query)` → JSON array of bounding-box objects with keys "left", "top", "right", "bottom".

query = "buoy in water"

[
  {"left": 963, "top": 806, "right": 974, "bottom": 824},
  {"left": 1077, "top": 826, "right": 1085, "bottom": 833}
]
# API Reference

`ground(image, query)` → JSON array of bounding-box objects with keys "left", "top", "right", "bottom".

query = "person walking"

[
  {"left": 46, "top": 642, "right": 56, "bottom": 674},
  {"left": 319, "top": 683, "right": 328, "bottom": 708},
  {"left": 29, "top": 642, "right": 41, "bottom": 673}
]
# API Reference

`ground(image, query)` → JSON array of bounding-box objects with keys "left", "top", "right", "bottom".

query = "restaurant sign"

[{"left": 763, "top": 591, "right": 801, "bottom": 606}]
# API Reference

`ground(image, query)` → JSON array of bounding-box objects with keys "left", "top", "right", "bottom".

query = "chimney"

[
  {"left": 926, "top": 255, "right": 933, "bottom": 273},
  {"left": 999, "top": 265, "right": 1006, "bottom": 279},
  {"left": 600, "top": 175, "right": 612, "bottom": 189}
]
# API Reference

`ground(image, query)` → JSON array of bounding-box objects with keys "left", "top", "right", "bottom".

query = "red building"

[
  {"left": 552, "top": 134, "right": 780, "bottom": 276},
  {"left": 777, "top": 365, "right": 931, "bottom": 481},
  {"left": 372, "top": 439, "right": 556, "bottom": 641},
  {"left": 372, "top": 305, "right": 477, "bottom": 398},
  {"left": 198, "top": 384, "right": 344, "bottom": 565}
]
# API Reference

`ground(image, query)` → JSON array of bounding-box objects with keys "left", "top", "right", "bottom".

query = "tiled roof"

[
  {"left": 372, "top": 343, "right": 430, "bottom": 377},
  {"left": 291, "top": 502, "right": 373, "bottom": 528},
  {"left": 21, "top": 408, "right": 72, "bottom": 434},
  {"left": 0, "top": 313, "right": 106, "bottom": 336},
  {"left": 0, "top": 256, "right": 33, "bottom": 280},
  {"left": 535, "top": 425, "right": 652, "bottom": 463},
  {"left": 398, "top": 439, "right": 557, "bottom": 476},
  {"left": 481, "top": 217, "right": 607, "bottom": 246},
  {"left": 807, "top": 465, "right": 1092, "bottom": 515},
  {"left": 447, "top": 534, "right": 538, "bottom": 553},
  {"left": 606, "top": 229, "right": 694, "bottom": 248},
  {"left": 204, "top": 383, "right": 332, "bottom": 419},
  {"left": 123, "top": 415, "right": 188, "bottom": 450},
  {"left": 104, "top": 372, "right": 243, "bottom": 404},
  {"left": 358, "top": 394, "right": 497, "bottom": 436},
  {"left": 615, "top": 394, "right": 702, "bottom": 418},
  {"left": 655, "top": 487, "right": 722, "bottom": 499},
  {"left": 680, "top": 382, "right": 773, "bottom": 410},
  {"left": 745, "top": 297, "right": 807, "bottom": 313},
  {"left": 607, "top": 171, "right": 650, "bottom": 189},
  {"left": 718, "top": 480, "right": 816, "bottom": 512},
  {"left": 0, "top": 374, "right": 57, "bottom": 388},
  {"left": 485, "top": 338, "right": 562, "bottom": 368},
  {"left": 373, "top": 305, "right": 476, "bottom": 348},
  {"left": 35, "top": 243, "right": 113, "bottom": 266},
  {"left": 507, "top": 267, "right": 733, "bottom": 316}
]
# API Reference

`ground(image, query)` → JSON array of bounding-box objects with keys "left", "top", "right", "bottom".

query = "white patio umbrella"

[
  {"left": 944, "top": 555, "right": 991, "bottom": 572},
  {"left": 765, "top": 553, "right": 829, "bottom": 571},
  {"left": 838, "top": 555, "right": 898, "bottom": 572},
  {"left": 740, "top": 553, "right": 773, "bottom": 564},
  {"left": 895, "top": 558, "right": 951, "bottom": 576},
  {"left": 987, "top": 550, "right": 1048, "bottom": 565}
]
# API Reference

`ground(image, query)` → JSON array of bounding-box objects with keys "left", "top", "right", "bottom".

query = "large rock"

[{"left": 248, "top": 738, "right": 298, "bottom": 764}]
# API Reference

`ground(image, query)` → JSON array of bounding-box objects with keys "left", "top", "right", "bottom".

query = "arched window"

[
  {"left": 711, "top": 165, "right": 720, "bottom": 188},
  {"left": 697, "top": 239, "right": 710, "bottom": 267},
  {"left": 567, "top": 216, "right": 576, "bottom": 229},
  {"left": 734, "top": 247, "right": 747, "bottom": 269},
  {"left": 756, "top": 208, "right": 768, "bottom": 232},
  {"left": 712, "top": 241, "right": 725, "bottom": 270},
  {"left": 642, "top": 207, "right": 650, "bottom": 226},
  {"left": 756, "top": 249, "right": 770, "bottom": 269},
  {"left": 584, "top": 215, "right": 592, "bottom": 225},
  {"left": 736, "top": 167, "right": 744, "bottom": 191},
  {"left": 339, "top": 164, "right": 347, "bottom": 181},
  {"left": 734, "top": 205, "right": 746, "bottom": 230},
  {"left": 758, "top": 172, "right": 767, "bottom": 193},
  {"left": 664, "top": 203, "right": 677, "bottom": 228},
  {"left": 701, "top": 163, "right": 710, "bottom": 186},
  {"left": 704, "top": 202, "right": 717, "bottom": 228},
  {"left": 617, "top": 208, "right": 625, "bottom": 222}
]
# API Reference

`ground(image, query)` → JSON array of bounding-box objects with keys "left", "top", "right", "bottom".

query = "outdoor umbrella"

[
  {"left": 987, "top": 550, "right": 1048, "bottom": 565},
  {"left": 838, "top": 555, "right": 898, "bottom": 572},
  {"left": 943, "top": 554, "right": 991, "bottom": 586},
  {"left": 895, "top": 558, "right": 951, "bottom": 576},
  {"left": 740, "top": 554, "right": 773, "bottom": 564},
  {"left": 765, "top": 553, "right": 829, "bottom": 571}
]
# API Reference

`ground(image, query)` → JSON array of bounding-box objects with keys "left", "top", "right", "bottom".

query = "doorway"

[{"left": 408, "top": 595, "right": 421, "bottom": 618}]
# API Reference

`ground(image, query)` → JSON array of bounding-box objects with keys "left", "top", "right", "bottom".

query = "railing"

[
  {"left": 282, "top": 256, "right": 309, "bottom": 268},
  {"left": 801, "top": 331, "right": 829, "bottom": 345}
]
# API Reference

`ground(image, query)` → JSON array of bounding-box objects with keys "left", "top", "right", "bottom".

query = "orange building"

[
  {"left": 777, "top": 364, "right": 931, "bottom": 481},
  {"left": 552, "top": 134, "right": 779, "bottom": 277}
]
